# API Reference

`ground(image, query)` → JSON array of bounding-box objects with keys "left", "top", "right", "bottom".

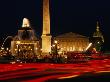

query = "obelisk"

[{"left": 41, "top": 0, "right": 51, "bottom": 55}]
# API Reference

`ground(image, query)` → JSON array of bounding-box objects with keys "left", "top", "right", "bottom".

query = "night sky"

[{"left": 0, "top": 0, "right": 110, "bottom": 50}]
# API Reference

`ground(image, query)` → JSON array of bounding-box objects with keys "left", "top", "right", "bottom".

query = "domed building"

[
  {"left": 89, "top": 22, "right": 104, "bottom": 52},
  {"left": 11, "top": 18, "right": 40, "bottom": 59},
  {"left": 93, "top": 22, "right": 104, "bottom": 42}
]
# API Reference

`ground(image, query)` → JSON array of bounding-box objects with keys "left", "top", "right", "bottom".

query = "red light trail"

[{"left": 0, "top": 59, "right": 110, "bottom": 82}]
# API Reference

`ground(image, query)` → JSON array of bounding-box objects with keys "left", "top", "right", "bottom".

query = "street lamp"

[
  {"left": 52, "top": 40, "right": 58, "bottom": 55},
  {"left": 54, "top": 40, "right": 57, "bottom": 44}
]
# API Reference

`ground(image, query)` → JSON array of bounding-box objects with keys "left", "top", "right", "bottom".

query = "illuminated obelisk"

[{"left": 41, "top": 0, "right": 52, "bottom": 55}]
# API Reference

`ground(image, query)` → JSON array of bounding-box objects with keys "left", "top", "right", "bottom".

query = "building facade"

[
  {"left": 10, "top": 0, "right": 104, "bottom": 59},
  {"left": 53, "top": 32, "right": 89, "bottom": 54}
]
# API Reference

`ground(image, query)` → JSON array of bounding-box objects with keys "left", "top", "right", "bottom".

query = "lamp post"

[
  {"left": 52, "top": 40, "right": 58, "bottom": 55},
  {"left": 51, "top": 40, "right": 59, "bottom": 63},
  {"left": 54, "top": 40, "right": 58, "bottom": 55}
]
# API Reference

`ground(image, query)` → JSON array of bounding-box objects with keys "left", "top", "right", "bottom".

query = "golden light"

[
  {"left": 17, "top": 41, "right": 21, "bottom": 44},
  {"left": 93, "top": 48, "right": 96, "bottom": 51},
  {"left": 10, "top": 61, "right": 16, "bottom": 64},
  {"left": 52, "top": 44, "right": 55, "bottom": 47},
  {"left": 54, "top": 40, "right": 57, "bottom": 44},
  {"left": 79, "top": 47, "right": 83, "bottom": 51},
  {"left": 36, "top": 48, "right": 38, "bottom": 50},
  {"left": 58, "top": 75, "right": 79, "bottom": 79},
  {"left": 6, "top": 48, "right": 9, "bottom": 51},
  {"left": 22, "top": 18, "right": 30, "bottom": 27},
  {"left": 57, "top": 46, "right": 60, "bottom": 48},
  {"left": 1, "top": 47, "right": 4, "bottom": 50},
  {"left": 15, "top": 49, "right": 17, "bottom": 51},
  {"left": 9, "top": 50, "right": 11, "bottom": 52},
  {"left": 58, "top": 51, "right": 62, "bottom": 54},
  {"left": 85, "top": 43, "right": 92, "bottom": 51}
]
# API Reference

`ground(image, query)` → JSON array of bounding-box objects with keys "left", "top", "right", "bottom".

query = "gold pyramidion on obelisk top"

[{"left": 22, "top": 18, "right": 30, "bottom": 27}]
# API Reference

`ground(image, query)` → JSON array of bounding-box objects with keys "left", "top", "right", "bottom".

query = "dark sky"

[{"left": 0, "top": 0, "right": 110, "bottom": 49}]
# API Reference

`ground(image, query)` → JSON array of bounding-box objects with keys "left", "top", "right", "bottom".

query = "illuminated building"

[
  {"left": 93, "top": 21, "right": 104, "bottom": 42},
  {"left": 89, "top": 21, "right": 104, "bottom": 51},
  {"left": 10, "top": 0, "right": 104, "bottom": 58},
  {"left": 53, "top": 32, "right": 89, "bottom": 53},
  {"left": 41, "top": 0, "right": 89, "bottom": 55},
  {"left": 11, "top": 18, "right": 40, "bottom": 58}
]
